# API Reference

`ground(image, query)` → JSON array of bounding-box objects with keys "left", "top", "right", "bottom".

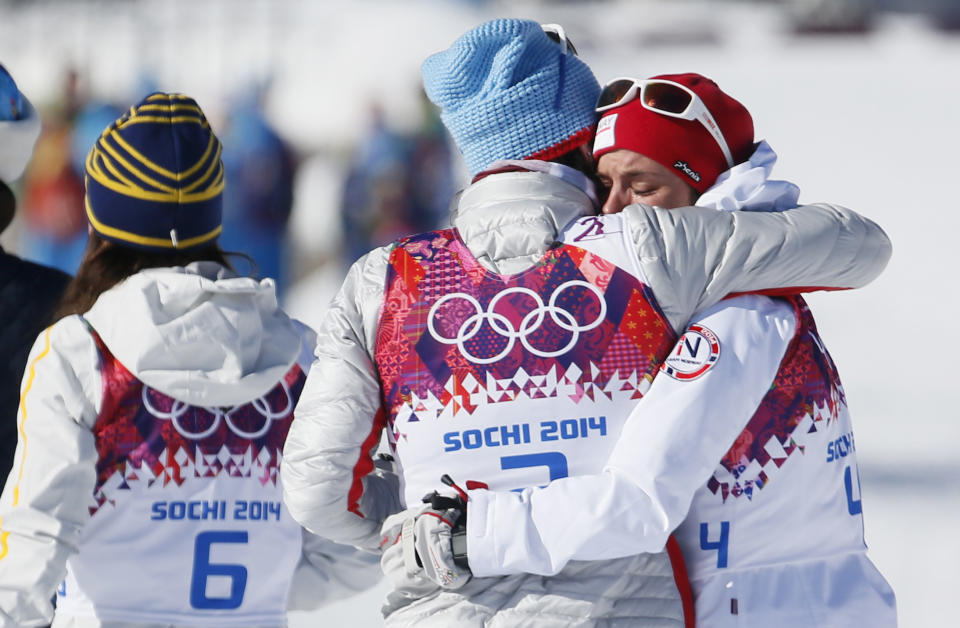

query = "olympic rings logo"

[
  {"left": 141, "top": 380, "right": 293, "bottom": 440},
  {"left": 427, "top": 280, "right": 606, "bottom": 364}
]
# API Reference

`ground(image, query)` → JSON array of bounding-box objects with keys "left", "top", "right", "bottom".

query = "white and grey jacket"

[
  {"left": 281, "top": 167, "right": 892, "bottom": 626},
  {"left": 443, "top": 150, "right": 897, "bottom": 627},
  {"left": 0, "top": 262, "right": 380, "bottom": 628}
]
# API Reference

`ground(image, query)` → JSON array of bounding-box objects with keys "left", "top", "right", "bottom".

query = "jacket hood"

[
  {"left": 696, "top": 140, "right": 800, "bottom": 213},
  {"left": 451, "top": 169, "right": 594, "bottom": 275},
  {"left": 84, "top": 261, "right": 303, "bottom": 406}
]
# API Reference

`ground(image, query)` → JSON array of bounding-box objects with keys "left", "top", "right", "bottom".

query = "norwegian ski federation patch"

[{"left": 662, "top": 324, "right": 720, "bottom": 380}]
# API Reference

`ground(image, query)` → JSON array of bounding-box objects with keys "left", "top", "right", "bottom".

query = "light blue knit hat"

[{"left": 422, "top": 19, "right": 600, "bottom": 176}]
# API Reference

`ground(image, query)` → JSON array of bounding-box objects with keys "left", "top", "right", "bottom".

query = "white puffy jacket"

[
  {"left": 448, "top": 150, "right": 897, "bottom": 627},
  {"left": 0, "top": 262, "right": 380, "bottom": 628},
  {"left": 281, "top": 167, "right": 892, "bottom": 626}
]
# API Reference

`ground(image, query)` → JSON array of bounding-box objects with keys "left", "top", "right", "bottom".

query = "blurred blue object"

[
  {"left": 340, "top": 99, "right": 454, "bottom": 264},
  {"left": 0, "top": 63, "right": 24, "bottom": 121},
  {"left": 70, "top": 102, "right": 123, "bottom": 176},
  {"left": 18, "top": 99, "right": 121, "bottom": 275},
  {"left": 220, "top": 95, "right": 297, "bottom": 293}
]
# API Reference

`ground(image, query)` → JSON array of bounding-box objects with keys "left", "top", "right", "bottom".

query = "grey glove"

[
  {"left": 400, "top": 499, "right": 471, "bottom": 589},
  {"left": 380, "top": 475, "right": 472, "bottom": 590}
]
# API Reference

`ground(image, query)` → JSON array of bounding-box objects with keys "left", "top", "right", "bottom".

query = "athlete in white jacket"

[
  {"left": 281, "top": 20, "right": 892, "bottom": 628},
  {"left": 449, "top": 74, "right": 897, "bottom": 626},
  {"left": 0, "top": 93, "right": 379, "bottom": 628}
]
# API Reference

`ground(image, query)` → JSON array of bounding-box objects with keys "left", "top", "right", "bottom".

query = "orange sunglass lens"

[
  {"left": 642, "top": 83, "right": 693, "bottom": 114},
  {"left": 597, "top": 80, "right": 637, "bottom": 109}
]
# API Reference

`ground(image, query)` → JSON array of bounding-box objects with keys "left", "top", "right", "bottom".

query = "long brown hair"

[{"left": 53, "top": 232, "right": 235, "bottom": 321}]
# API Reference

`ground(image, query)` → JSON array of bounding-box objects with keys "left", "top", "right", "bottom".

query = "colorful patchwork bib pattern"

[
  {"left": 87, "top": 329, "right": 305, "bottom": 515},
  {"left": 709, "top": 296, "right": 845, "bottom": 501},
  {"left": 375, "top": 229, "right": 676, "bottom": 438}
]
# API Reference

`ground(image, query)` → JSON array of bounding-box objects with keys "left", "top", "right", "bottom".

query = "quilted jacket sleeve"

[
  {"left": 0, "top": 318, "right": 102, "bottom": 627},
  {"left": 624, "top": 202, "right": 892, "bottom": 331},
  {"left": 281, "top": 247, "right": 402, "bottom": 551}
]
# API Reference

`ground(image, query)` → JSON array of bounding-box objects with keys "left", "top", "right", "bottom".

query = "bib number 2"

[
  {"left": 500, "top": 452, "right": 568, "bottom": 481},
  {"left": 191, "top": 531, "right": 248, "bottom": 609}
]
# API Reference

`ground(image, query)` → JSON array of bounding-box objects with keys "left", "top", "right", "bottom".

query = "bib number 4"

[
  {"left": 190, "top": 531, "right": 248, "bottom": 609},
  {"left": 700, "top": 521, "right": 730, "bottom": 568},
  {"left": 844, "top": 465, "right": 863, "bottom": 516}
]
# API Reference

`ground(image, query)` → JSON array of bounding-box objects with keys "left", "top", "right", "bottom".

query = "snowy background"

[{"left": 1, "top": 1, "right": 957, "bottom": 626}]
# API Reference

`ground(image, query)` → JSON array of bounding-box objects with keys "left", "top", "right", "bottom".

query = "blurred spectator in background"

[
  {"left": 787, "top": 0, "right": 877, "bottom": 34},
  {"left": 70, "top": 101, "right": 124, "bottom": 186},
  {"left": 220, "top": 85, "right": 298, "bottom": 296},
  {"left": 17, "top": 67, "right": 89, "bottom": 275},
  {"left": 0, "top": 63, "right": 70, "bottom": 486},
  {"left": 339, "top": 92, "right": 453, "bottom": 264},
  {"left": 340, "top": 103, "right": 414, "bottom": 263},
  {"left": 406, "top": 89, "right": 456, "bottom": 234}
]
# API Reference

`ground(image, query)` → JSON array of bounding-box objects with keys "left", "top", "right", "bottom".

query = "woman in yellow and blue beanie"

[
  {"left": 84, "top": 92, "right": 224, "bottom": 252},
  {"left": 56, "top": 92, "right": 233, "bottom": 316},
  {"left": 0, "top": 91, "right": 379, "bottom": 627}
]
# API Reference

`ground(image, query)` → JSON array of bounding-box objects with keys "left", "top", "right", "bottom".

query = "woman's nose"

[{"left": 601, "top": 186, "right": 629, "bottom": 214}]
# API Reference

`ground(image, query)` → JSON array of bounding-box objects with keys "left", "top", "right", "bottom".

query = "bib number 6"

[{"left": 190, "top": 531, "right": 248, "bottom": 609}]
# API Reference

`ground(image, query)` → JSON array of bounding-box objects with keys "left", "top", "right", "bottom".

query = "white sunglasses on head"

[
  {"left": 541, "top": 23, "right": 578, "bottom": 56},
  {"left": 596, "top": 77, "right": 734, "bottom": 168}
]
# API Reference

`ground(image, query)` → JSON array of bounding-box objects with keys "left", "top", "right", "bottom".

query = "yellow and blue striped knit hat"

[
  {"left": 84, "top": 92, "right": 224, "bottom": 252},
  {"left": 421, "top": 19, "right": 600, "bottom": 176}
]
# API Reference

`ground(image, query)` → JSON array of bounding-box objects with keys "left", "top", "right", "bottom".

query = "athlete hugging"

[
  {"left": 0, "top": 18, "right": 896, "bottom": 628},
  {"left": 282, "top": 18, "right": 896, "bottom": 628}
]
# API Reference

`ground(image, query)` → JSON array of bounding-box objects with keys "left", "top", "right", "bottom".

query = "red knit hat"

[{"left": 592, "top": 73, "right": 754, "bottom": 193}]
